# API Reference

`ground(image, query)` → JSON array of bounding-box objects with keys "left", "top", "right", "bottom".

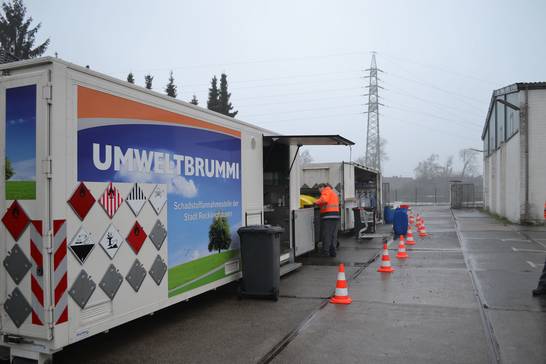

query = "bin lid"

[{"left": 237, "top": 225, "right": 285, "bottom": 234}]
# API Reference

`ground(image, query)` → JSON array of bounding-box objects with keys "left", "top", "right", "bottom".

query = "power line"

[
  {"left": 386, "top": 104, "right": 483, "bottom": 129},
  {"left": 235, "top": 86, "right": 362, "bottom": 101},
  {"left": 236, "top": 93, "right": 362, "bottom": 108},
  {"left": 252, "top": 111, "right": 363, "bottom": 125},
  {"left": 380, "top": 52, "right": 498, "bottom": 87},
  {"left": 384, "top": 71, "right": 487, "bottom": 106},
  {"left": 243, "top": 103, "right": 364, "bottom": 118},
  {"left": 188, "top": 75, "right": 363, "bottom": 95},
  {"left": 109, "top": 50, "right": 373, "bottom": 74},
  {"left": 382, "top": 84, "right": 485, "bottom": 116},
  {"left": 183, "top": 69, "right": 362, "bottom": 88}
]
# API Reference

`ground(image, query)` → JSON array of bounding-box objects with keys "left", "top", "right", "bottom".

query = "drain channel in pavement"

[{"left": 258, "top": 246, "right": 383, "bottom": 363}]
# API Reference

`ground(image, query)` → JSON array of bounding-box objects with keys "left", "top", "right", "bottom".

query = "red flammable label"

[
  {"left": 127, "top": 221, "right": 147, "bottom": 254},
  {"left": 68, "top": 182, "right": 96, "bottom": 221},
  {"left": 99, "top": 182, "right": 123, "bottom": 218},
  {"left": 2, "top": 200, "right": 30, "bottom": 241}
]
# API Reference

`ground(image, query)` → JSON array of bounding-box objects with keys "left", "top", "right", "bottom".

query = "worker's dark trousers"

[
  {"left": 321, "top": 218, "right": 339, "bottom": 255},
  {"left": 537, "top": 256, "right": 546, "bottom": 289}
]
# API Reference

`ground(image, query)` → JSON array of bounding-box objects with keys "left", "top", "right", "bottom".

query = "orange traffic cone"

[
  {"left": 378, "top": 242, "right": 395, "bottom": 273},
  {"left": 330, "top": 263, "right": 352, "bottom": 304},
  {"left": 406, "top": 227, "right": 416, "bottom": 245},
  {"left": 419, "top": 224, "right": 428, "bottom": 237},
  {"left": 396, "top": 236, "right": 409, "bottom": 259},
  {"left": 409, "top": 215, "right": 414, "bottom": 225}
]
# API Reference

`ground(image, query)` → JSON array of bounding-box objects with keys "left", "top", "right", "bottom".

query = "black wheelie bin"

[{"left": 237, "top": 225, "right": 284, "bottom": 301}]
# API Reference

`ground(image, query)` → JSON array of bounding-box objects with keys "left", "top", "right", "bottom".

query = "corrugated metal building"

[{"left": 482, "top": 82, "right": 546, "bottom": 224}]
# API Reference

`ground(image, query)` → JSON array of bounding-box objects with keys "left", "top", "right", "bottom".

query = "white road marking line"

[
  {"left": 512, "top": 247, "right": 546, "bottom": 253},
  {"left": 534, "top": 239, "right": 546, "bottom": 249},
  {"left": 465, "top": 237, "right": 531, "bottom": 242},
  {"left": 526, "top": 261, "right": 545, "bottom": 268}
]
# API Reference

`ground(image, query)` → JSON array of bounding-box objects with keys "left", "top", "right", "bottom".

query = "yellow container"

[{"left": 300, "top": 194, "right": 317, "bottom": 208}]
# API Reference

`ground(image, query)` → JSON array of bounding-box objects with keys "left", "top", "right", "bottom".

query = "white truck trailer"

[
  {"left": 0, "top": 57, "right": 353, "bottom": 362},
  {"left": 300, "top": 162, "right": 381, "bottom": 233}
]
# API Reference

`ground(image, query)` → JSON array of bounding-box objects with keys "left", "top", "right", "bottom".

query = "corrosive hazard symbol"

[
  {"left": 126, "top": 183, "right": 147, "bottom": 217},
  {"left": 99, "top": 182, "right": 123, "bottom": 218},
  {"left": 69, "top": 227, "right": 95, "bottom": 265},
  {"left": 98, "top": 224, "right": 123, "bottom": 259},
  {"left": 2, "top": 200, "right": 30, "bottom": 241},
  {"left": 68, "top": 182, "right": 96, "bottom": 220}
]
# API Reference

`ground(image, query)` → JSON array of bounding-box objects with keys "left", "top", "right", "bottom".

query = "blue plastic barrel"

[
  {"left": 393, "top": 208, "right": 408, "bottom": 236},
  {"left": 384, "top": 206, "right": 394, "bottom": 224}
]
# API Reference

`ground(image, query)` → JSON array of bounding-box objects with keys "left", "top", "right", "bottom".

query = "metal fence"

[
  {"left": 450, "top": 183, "right": 483, "bottom": 209},
  {"left": 382, "top": 182, "right": 483, "bottom": 207}
]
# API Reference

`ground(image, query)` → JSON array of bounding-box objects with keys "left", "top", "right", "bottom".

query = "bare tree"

[
  {"left": 459, "top": 149, "right": 479, "bottom": 177},
  {"left": 414, "top": 154, "right": 441, "bottom": 180},
  {"left": 442, "top": 155, "right": 454, "bottom": 177}
]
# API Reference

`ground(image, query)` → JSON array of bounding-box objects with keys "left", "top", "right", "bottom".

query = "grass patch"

[
  {"left": 168, "top": 249, "right": 239, "bottom": 292},
  {"left": 168, "top": 268, "right": 233, "bottom": 297},
  {"left": 6, "top": 180, "right": 36, "bottom": 200}
]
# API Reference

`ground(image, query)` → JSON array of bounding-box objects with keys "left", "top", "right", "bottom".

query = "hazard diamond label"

[
  {"left": 69, "top": 227, "right": 96, "bottom": 265},
  {"left": 126, "top": 221, "right": 147, "bottom": 254},
  {"left": 2, "top": 201, "right": 30, "bottom": 241},
  {"left": 126, "top": 183, "right": 147, "bottom": 217},
  {"left": 149, "top": 184, "right": 167, "bottom": 215},
  {"left": 68, "top": 182, "right": 96, "bottom": 221},
  {"left": 98, "top": 224, "right": 124, "bottom": 259},
  {"left": 99, "top": 182, "right": 123, "bottom": 219}
]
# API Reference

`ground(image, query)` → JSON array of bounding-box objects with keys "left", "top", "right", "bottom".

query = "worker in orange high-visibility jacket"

[{"left": 314, "top": 183, "right": 340, "bottom": 257}]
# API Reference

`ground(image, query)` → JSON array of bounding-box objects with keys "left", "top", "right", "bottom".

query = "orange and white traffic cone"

[
  {"left": 330, "top": 263, "right": 352, "bottom": 304},
  {"left": 406, "top": 226, "right": 416, "bottom": 245},
  {"left": 378, "top": 242, "right": 395, "bottom": 273},
  {"left": 419, "top": 224, "right": 428, "bottom": 237},
  {"left": 409, "top": 215, "right": 415, "bottom": 225},
  {"left": 396, "top": 235, "right": 409, "bottom": 259}
]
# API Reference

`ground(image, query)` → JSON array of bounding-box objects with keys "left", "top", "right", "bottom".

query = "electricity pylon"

[{"left": 364, "top": 52, "right": 383, "bottom": 171}]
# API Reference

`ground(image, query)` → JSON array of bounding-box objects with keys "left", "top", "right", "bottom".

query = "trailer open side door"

[
  {"left": 263, "top": 135, "right": 354, "bottom": 260},
  {"left": 1, "top": 70, "right": 53, "bottom": 341}
]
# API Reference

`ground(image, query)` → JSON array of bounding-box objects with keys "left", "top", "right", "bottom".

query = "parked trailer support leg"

[{"left": 11, "top": 347, "right": 54, "bottom": 364}]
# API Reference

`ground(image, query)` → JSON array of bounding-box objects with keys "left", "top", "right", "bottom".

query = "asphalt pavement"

[{"left": 50, "top": 206, "right": 545, "bottom": 364}]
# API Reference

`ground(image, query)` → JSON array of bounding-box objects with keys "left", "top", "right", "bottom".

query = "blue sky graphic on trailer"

[
  {"left": 6, "top": 85, "right": 36, "bottom": 181},
  {"left": 78, "top": 121, "right": 242, "bottom": 267}
]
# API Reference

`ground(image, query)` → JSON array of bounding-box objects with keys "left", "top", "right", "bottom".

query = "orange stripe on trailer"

[{"left": 78, "top": 86, "right": 241, "bottom": 137}]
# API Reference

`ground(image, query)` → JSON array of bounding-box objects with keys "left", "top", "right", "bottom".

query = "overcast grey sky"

[{"left": 25, "top": 0, "right": 546, "bottom": 176}]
